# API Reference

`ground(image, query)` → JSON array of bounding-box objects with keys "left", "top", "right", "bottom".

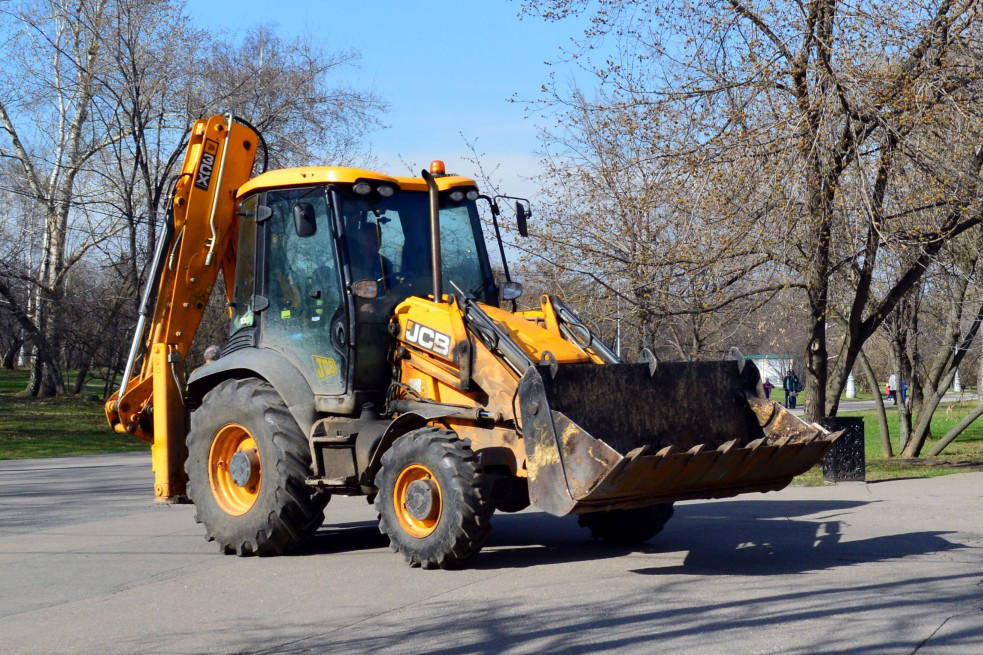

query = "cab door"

[{"left": 259, "top": 187, "right": 347, "bottom": 396}]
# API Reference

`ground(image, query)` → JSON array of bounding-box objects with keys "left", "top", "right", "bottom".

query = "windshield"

[{"left": 339, "top": 187, "right": 496, "bottom": 308}]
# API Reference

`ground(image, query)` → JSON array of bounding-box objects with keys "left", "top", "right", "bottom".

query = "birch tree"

[{"left": 0, "top": 0, "right": 121, "bottom": 396}]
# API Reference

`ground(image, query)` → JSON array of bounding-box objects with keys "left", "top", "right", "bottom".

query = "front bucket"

[{"left": 516, "top": 361, "right": 841, "bottom": 516}]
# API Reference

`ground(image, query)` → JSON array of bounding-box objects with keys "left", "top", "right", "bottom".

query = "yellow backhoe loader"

[{"left": 106, "top": 115, "right": 841, "bottom": 568}]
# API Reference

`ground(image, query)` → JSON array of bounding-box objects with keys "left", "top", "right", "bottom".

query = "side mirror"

[
  {"left": 516, "top": 202, "right": 529, "bottom": 237},
  {"left": 293, "top": 203, "right": 317, "bottom": 238},
  {"left": 493, "top": 195, "right": 532, "bottom": 237},
  {"left": 501, "top": 281, "right": 523, "bottom": 301},
  {"left": 352, "top": 279, "right": 379, "bottom": 299}
]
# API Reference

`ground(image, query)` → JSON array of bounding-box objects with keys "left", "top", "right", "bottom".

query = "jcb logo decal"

[
  {"left": 404, "top": 320, "right": 451, "bottom": 357},
  {"left": 311, "top": 355, "right": 338, "bottom": 380},
  {"left": 195, "top": 139, "right": 219, "bottom": 190}
]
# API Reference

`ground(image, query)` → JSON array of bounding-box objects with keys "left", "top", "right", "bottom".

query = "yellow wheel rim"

[
  {"left": 208, "top": 424, "right": 261, "bottom": 516},
  {"left": 393, "top": 464, "right": 442, "bottom": 538}
]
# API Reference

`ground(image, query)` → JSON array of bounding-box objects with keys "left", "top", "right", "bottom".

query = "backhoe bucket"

[{"left": 516, "top": 361, "right": 841, "bottom": 516}]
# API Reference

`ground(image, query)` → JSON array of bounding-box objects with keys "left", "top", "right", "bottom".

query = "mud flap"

[{"left": 517, "top": 362, "right": 842, "bottom": 516}]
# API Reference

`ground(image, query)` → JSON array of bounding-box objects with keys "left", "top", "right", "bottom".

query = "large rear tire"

[
  {"left": 578, "top": 503, "right": 674, "bottom": 546},
  {"left": 186, "top": 378, "right": 327, "bottom": 556},
  {"left": 375, "top": 428, "right": 494, "bottom": 569}
]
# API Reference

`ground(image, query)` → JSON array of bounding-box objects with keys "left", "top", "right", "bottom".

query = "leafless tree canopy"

[
  {"left": 0, "top": 0, "right": 384, "bottom": 397},
  {"left": 522, "top": 0, "right": 983, "bottom": 423}
]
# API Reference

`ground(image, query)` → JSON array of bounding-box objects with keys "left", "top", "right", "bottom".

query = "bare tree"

[
  {"left": 0, "top": 0, "right": 124, "bottom": 396},
  {"left": 193, "top": 29, "right": 385, "bottom": 167},
  {"left": 524, "top": 0, "right": 983, "bottom": 422},
  {"left": 900, "top": 231, "right": 983, "bottom": 455},
  {"left": 0, "top": 0, "right": 386, "bottom": 398}
]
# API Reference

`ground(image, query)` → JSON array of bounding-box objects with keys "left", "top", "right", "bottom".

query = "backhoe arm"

[{"left": 106, "top": 115, "right": 260, "bottom": 500}]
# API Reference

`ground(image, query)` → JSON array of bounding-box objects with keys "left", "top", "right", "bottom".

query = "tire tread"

[
  {"left": 376, "top": 428, "right": 493, "bottom": 569},
  {"left": 185, "top": 378, "right": 327, "bottom": 556}
]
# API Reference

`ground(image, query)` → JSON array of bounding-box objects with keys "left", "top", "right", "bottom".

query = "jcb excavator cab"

[{"left": 215, "top": 172, "right": 499, "bottom": 410}]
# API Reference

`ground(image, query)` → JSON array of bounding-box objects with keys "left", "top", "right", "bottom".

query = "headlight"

[
  {"left": 449, "top": 190, "right": 465, "bottom": 202},
  {"left": 466, "top": 189, "right": 479, "bottom": 201},
  {"left": 353, "top": 181, "right": 372, "bottom": 195},
  {"left": 377, "top": 184, "right": 395, "bottom": 197}
]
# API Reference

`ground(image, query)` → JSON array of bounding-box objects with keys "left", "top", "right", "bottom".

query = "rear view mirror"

[
  {"left": 516, "top": 202, "right": 529, "bottom": 237},
  {"left": 293, "top": 203, "right": 317, "bottom": 238},
  {"left": 494, "top": 195, "right": 531, "bottom": 237},
  {"left": 501, "top": 281, "right": 523, "bottom": 301}
]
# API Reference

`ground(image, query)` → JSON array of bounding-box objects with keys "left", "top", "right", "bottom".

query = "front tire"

[
  {"left": 375, "top": 428, "right": 494, "bottom": 569},
  {"left": 186, "top": 378, "right": 327, "bottom": 556},
  {"left": 578, "top": 503, "right": 675, "bottom": 546}
]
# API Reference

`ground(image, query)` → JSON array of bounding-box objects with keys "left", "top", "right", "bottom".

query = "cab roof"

[{"left": 236, "top": 166, "right": 477, "bottom": 198}]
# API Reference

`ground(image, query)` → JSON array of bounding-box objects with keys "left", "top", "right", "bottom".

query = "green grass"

[
  {"left": 794, "top": 401, "right": 983, "bottom": 485},
  {"left": 0, "top": 369, "right": 149, "bottom": 460}
]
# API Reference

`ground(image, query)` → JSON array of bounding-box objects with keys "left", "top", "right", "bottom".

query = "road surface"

[{"left": 1, "top": 453, "right": 980, "bottom": 654}]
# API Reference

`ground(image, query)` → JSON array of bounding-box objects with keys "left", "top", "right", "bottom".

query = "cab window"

[{"left": 230, "top": 194, "right": 258, "bottom": 333}]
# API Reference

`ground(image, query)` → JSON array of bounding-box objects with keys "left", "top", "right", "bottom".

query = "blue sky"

[{"left": 188, "top": 1, "right": 596, "bottom": 200}]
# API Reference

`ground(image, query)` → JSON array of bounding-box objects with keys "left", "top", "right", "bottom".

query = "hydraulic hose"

[{"left": 115, "top": 203, "right": 176, "bottom": 409}]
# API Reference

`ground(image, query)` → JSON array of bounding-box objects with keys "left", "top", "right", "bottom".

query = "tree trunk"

[
  {"left": 927, "top": 401, "right": 983, "bottom": 456},
  {"left": 926, "top": 355, "right": 983, "bottom": 456},
  {"left": 16, "top": 326, "right": 29, "bottom": 368},
  {"left": 978, "top": 354, "right": 982, "bottom": 403},
  {"left": 895, "top": 355, "right": 913, "bottom": 454},
  {"left": 23, "top": 348, "right": 42, "bottom": 397},
  {"left": 804, "top": 314, "right": 828, "bottom": 423},
  {"left": 72, "top": 361, "right": 91, "bottom": 396},
  {"left": 802, "top": 161, "right": 833, "bottom": 423},
  {"left": 35, "top": 282, "right": 66, "bottom": 397},
  {"left": 858, "top": 348, "right": 892, "bottom": 457},
  {"left": 903, "top": 367, "right": 957, "bottom": 457},
  {"left": 905, "top": 293, "right": 983, "bottom": 456},
  {"left": 3, "top": 338, "right": 24, "bottom": 369}
]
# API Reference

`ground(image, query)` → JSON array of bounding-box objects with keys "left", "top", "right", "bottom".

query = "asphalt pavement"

[{"left": 0, "top": 452, "right": 981, "bottom": 654}]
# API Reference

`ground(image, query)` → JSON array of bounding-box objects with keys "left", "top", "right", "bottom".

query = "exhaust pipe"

[{"left": 422, "top": 169, "right": 443, "bottom": 303}]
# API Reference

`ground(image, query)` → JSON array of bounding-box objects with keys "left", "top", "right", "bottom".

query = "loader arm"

[{"left": 105, "top": 115, "right": 261, "bottom": 499}]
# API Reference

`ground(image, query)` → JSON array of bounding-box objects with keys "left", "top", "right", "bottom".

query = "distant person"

[
  {"left": 782, "top": 371, "right": 800, "bottom": 408},
  {"left": 900, "top": 378, "right": 907, "bottom": 405},
  {"left": 788, "top": 372, "right": 800, "bottom": 409},
  {"left": 763, "top": 379, "right": 774, "bottom": 400},
  {"left": 888, "top": 373, "right": 897, "bottom": 405},
  {"left": 885, "top": 382, "right": 891, "bottom": 402},
  {"left": 204, "top": 344, "right": 221, "bottom": 363}
]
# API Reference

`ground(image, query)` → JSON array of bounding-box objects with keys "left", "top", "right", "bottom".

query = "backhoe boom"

[{"left": 106, "top": 115, "right": 260, "bottom": 499}]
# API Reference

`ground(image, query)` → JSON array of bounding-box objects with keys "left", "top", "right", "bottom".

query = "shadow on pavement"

[
  {"left": 108, "top": 499, "right": 978, "bottom": 655},
  {"left": 231, "top": 571, "right": 981, "bottom": 655},
  {"left": 293, "top": 520, "right": 389, "bottom": 556},
  {"left": 294, "top": 499, "right": 959, "bottom": 579},
  {"left": 637, "top": 499, "right": 958, "bottom": 576}
]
